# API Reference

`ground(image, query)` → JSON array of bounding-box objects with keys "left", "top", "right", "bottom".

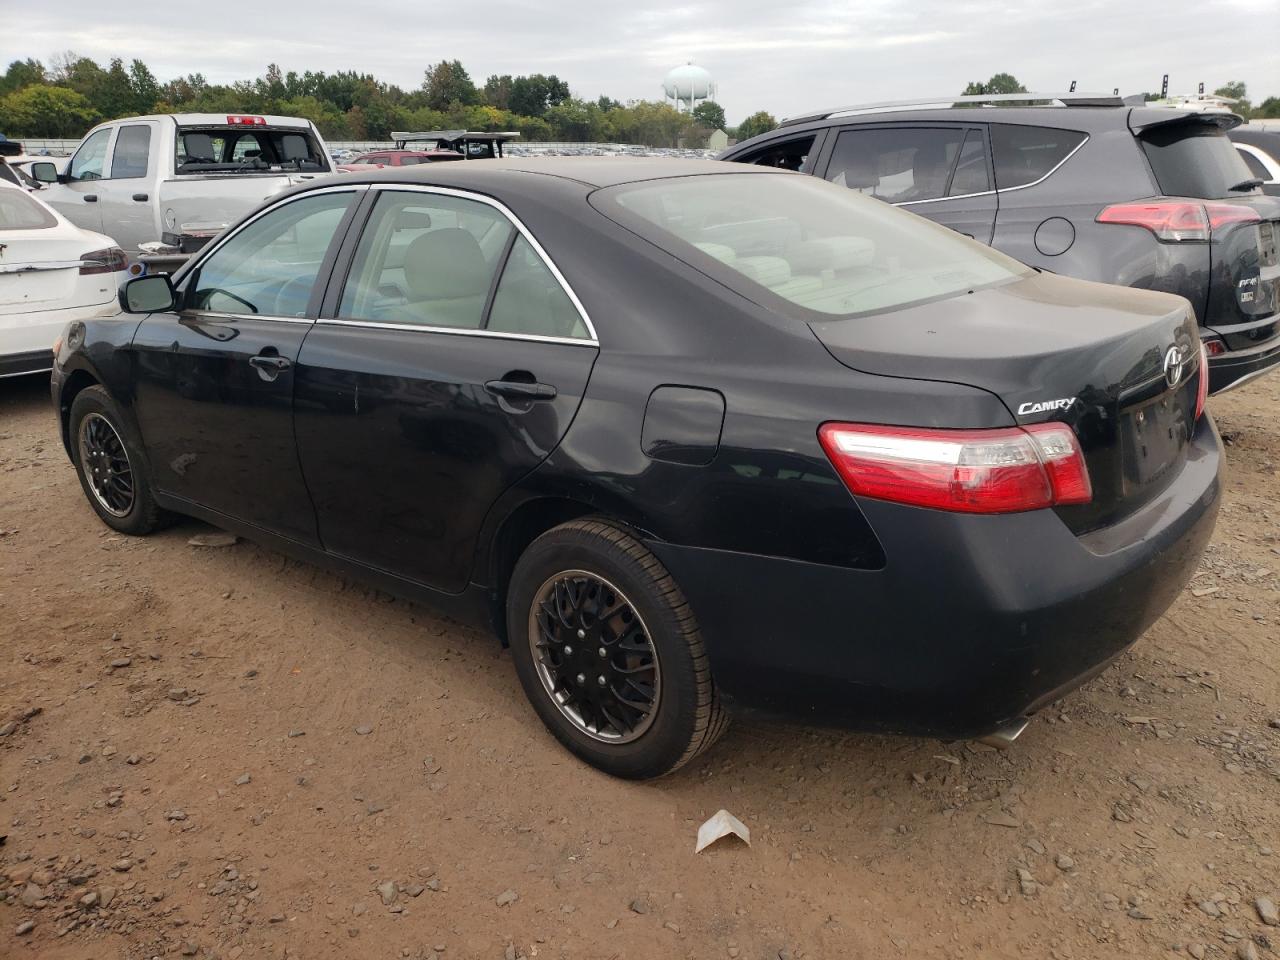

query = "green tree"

[
  {"left": 736, "top": 110, "right": 776, "bottom": 140},
  {"left": 690, "top": 100, "right": 726, "bottom": 130},
  {"left": 1215, "top": 81, "right": 1251, "bottom": 116},
  {"left": 483, "top": 74, "right": 513, "bottom": 109},
  {"left": 508, "top": 74, "right": 570, "bottom": 118},
  {"left": 1255, "top": 96, "right": 1280, "bottom": 119},
  {"left": 128, "top": 59, "right": 160, "bottom": 113},
  {"left": 422, "top": 60, "right": 477, "bottom": 111},
  {"left": 0, "top": 84, "right": 98, "bottom": 136},
  {"left": 962, "top": 73, "right": 1028, "bottom": 97},
  {"left": 0, "top": 59, "right": 45, "bottom": 96}
]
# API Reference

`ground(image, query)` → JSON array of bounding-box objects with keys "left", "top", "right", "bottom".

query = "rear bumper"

[
  {"left": 1, "top": 300, "right": 114, "bottom": 376},
  {"left": 647, "top": 415, "right": 1222, "bottom": 739},
  {"left": 1204, "top": 327, "right": 1280, "bottom": 393}
]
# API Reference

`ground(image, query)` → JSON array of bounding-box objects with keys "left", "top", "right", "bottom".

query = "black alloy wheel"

[
  {"left": 77, "top": 411, "right": 134, "bottom": 517},
  {"left": 528, "top": 570, "right": 661, "bottom": 743},
  {"left": 507, "top": 519, "right": 729, "bottom": 779}
]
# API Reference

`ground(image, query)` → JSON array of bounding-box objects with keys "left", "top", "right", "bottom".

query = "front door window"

[{"left": 68, "top": 128, "right": 112, "bottom": 182}]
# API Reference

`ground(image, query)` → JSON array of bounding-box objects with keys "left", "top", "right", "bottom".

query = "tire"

[
  {"left": 507, "top": 519, "right": 729, "bottom": 779},
  {"left": 69, "top": 385, "right": 164, "bottom": 536}
]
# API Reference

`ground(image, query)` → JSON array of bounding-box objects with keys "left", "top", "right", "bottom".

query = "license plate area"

[{"left": 1120, "top": 391, "right": 1190, "bottom": 493}]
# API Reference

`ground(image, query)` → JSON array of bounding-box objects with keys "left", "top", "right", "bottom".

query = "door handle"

[
  {"left": 249, "top": 354, "right": 291, "bottom": 380},
  {"left": 484, "top": 379, "right": 557, "bottom": 401},
  {"left": 84, "top": 195, "right": 98, "bottom": 202},
  {"left": 132, "top": 193, "right": 149, "bottom": 202}
]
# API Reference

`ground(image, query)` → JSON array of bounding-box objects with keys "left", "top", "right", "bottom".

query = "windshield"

[
  {"left": 597, "top": 173, "right": 1029, "bottom": 318},
  {"left": 0, "top": 188, "right": 57, "bottom": 229},
  {"left": 175, "top": 126, "right": 330, "bottom": 174},
  {"left": 1142, "top": 123, "right": 1258, "bottom": 199}
]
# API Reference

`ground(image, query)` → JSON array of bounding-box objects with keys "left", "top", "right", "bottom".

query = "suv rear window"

[
  {"left": 597, "top": 173, "right": 1028, "bottom": 318},
  {"left": 990, "top": 124, "right": 1087, "bottom": 189},
  {"left": 1141, "top": 123, "right": 1257, "bottom": 199}
]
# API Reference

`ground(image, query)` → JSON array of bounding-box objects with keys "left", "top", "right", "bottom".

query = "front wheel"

[
  {"left": 507, "top": 519, "right": 729, "bottom": 779},
  {"left": 69, "top": 386, "right": 163, "bottom": 536}
]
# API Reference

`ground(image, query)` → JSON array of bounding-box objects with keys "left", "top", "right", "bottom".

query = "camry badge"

[
  {"left": 1017, "top": 397, "right": 1076, "bottom": 416},
  {"left": 1163, "top": 345, "right": 1184, "bottom": 388}
]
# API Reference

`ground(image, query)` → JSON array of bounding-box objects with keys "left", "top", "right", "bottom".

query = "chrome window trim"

[
  {"left": 867, "top": 132, "right": 1090, "bottom": 207},
  {"left": 176, "top": 184, "right": 368, "bottom": 324},
  {"left": 316, "top": 316, "right": 598, "bottom": 347},
  {"left": 362, "top": 182, "right": 598, "bottom": 343},
  {"left": 181, "top": 309, "right": 313, "bottom": 325}
]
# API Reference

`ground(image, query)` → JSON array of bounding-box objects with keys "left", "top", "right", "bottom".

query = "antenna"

[
  {"left": 1113, "top": 88, "right": 1119, "bottom": 96},
  {"left": 1161, "top": 74, "right": 1169, "bottom": 98},
  {"left": 1198, "top": 81, "right": 1205, "bottom": 98},
  {"left": 1069, "top": 80, "right": 1077, "bottom": 92}
]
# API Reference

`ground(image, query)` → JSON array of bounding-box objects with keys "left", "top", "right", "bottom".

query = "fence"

[{"left": 13, "top": 139, "right": 721, "bottom": 157}]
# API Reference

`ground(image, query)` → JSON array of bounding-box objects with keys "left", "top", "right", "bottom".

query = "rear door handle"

[
  {"left": 484, "top": 379, "right": 557, "bottom": 401},
  {"left": 84, "top": 195, "right": 98, "bottom": 202},
  {"left": 249, "top": 354, "right": 292, "bottom": 376},
  {"left": 132, "top": 193, "right": 149, "bottom": 202}
]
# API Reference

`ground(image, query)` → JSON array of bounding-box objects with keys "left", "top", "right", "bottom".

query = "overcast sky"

[{"left": 6, "top": 0, "right": 1279, "bottom": 123}]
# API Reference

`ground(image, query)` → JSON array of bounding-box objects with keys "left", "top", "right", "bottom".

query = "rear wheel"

[
  {"left": 70, "top": 386, "right": 163, "bottom": 536},
  {"left": 507, "top": 519, "right": 729, "bottom": 779}
]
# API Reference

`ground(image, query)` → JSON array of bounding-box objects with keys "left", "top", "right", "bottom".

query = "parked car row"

[{"left": 721, "top": 92, "right": 1280, "bottom": 395}]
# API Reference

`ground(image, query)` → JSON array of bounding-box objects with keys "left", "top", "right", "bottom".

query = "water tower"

[{"left": 663, "top": 62, "right": 716, "bottom": 112}]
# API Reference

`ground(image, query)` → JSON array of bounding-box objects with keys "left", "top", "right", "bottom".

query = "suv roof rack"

[{"left": 779, "top": 92, "right": 1127, "bottom": 128}]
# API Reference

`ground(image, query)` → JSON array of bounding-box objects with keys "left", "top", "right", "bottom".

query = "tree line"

[{"left": 0, "top": 54, "right": 780, "bottom": 146}]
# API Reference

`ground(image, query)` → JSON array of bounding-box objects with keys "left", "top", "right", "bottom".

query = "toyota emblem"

[{"left": 1163, "top": 346, "right": 1184, "bottom": 388}]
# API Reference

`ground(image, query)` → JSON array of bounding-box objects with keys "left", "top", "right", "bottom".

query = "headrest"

[
  {"left": 280, "top": 134, "right": 310, "bottom": 162},
  {"left": 403, "top": 229, "right": 489, "bottom": 300},
  {"left": 734, "top": 255, "right": 792, "bottom": 288},
  {"left": 693, "top": 241, "right": 737, "bottom": 264},
  {"left": 184, "top": 134, "right": 215, "bottom": 161}
]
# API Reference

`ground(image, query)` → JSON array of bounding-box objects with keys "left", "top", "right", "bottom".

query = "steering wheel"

[
  {"left": 274, "top": 276, "right": 315, "bottom": 317},
  {"left": 199, "top": 288, "right": 258, "bottom": 314}
]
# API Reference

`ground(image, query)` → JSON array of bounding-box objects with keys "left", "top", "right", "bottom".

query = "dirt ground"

[{"left": 1, "top": 371, "right": 1278, "bottom": 960}]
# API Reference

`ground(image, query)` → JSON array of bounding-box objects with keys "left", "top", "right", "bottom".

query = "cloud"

[{"left": 2, "top": 0, "right": 1277, "bottom": 123}]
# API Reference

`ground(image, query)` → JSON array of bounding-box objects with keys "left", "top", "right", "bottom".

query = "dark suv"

[{"left": 721, "top": 93, "right": 1280, "bottom": 394}]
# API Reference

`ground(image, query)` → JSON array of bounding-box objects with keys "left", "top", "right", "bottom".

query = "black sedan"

[{"left": 51, "top": 159, "right": 1222, "bottom": 779}]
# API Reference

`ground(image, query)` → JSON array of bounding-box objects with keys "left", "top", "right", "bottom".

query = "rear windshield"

[
  {"left": 1141, "top": 123, "right": 1257, "bottom": 199},
  {"left": 596, "top": 173, "right": 1029, "bottom": 318},
  {"left": 175, "top": 126, "right": 330, "bottom": 174},
  {"left": 0, "top": 188, "right": 57, "bottom": 229}
]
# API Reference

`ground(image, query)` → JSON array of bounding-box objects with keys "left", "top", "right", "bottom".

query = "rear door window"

[
  {"left": 338, "top": 190, "right": 514, "bottom": 329},
  {"left": 1141, "top": 123, "right": 1257, "bottom": 199},
  {"left": 109, "top": 124, "right": 151, "bottom": 179},
  {"left": 989, "top": 124, "right": 1087, "bottom": 189},
  {"left": 825, "top": 127, "right": 967, "bottom": 203}
]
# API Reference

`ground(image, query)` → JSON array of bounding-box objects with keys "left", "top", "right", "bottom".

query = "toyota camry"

[{"left": 51, "top": 159, "right": 1221, "bottom": 778}]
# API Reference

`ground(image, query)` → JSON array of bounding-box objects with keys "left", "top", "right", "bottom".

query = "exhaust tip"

[{"left": 978, "top": 717, "right": 1030, "bottom": 750}]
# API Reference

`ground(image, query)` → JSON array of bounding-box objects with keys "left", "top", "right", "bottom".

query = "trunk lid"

[
  {"left": 1206, "top": 193, "right": 1280, "bottom": 346},
  {"left": 809, "top": 271, "right": 1202, "bottom": 533},
  {"left": 0, "top": 233, "right": 106, "bottom": 315}
]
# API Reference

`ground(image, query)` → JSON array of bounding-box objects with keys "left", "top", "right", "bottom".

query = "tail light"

[
  {"left": 79, "top": 247, "right": 128, "bottom": 275},
  {"left": 1097, "top": 201, "right": 1261, "bottom": 242},
  {"left": 818, "top": 422, "right": 1092, "bottom": 514},
  {"left": 1194, "top": 341, "right": 1210, "bottom": 420}
]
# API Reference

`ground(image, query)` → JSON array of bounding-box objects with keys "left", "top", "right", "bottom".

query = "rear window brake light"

[
  {"left": 227, "top": 115, "right": 267, "bottom": 126},
  {"left": 818, "top": 422, "right": 1092, "bottom": 514},
  {"left": 1097, "top": 201, "right": 1261, "bottom": 242}
]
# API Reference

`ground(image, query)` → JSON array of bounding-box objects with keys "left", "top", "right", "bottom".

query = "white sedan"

[{"left": 1, "top": 182, "right": 125, "bottom": 378}]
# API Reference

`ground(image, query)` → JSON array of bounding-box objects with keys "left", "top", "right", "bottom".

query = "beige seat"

[{"left": 402, "top": 228, "right": 490, "bottom": 328}]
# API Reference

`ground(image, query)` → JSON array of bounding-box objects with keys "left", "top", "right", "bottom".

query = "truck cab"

[{"left": 31, "top": 114, "right": 333, "bottom": 269}]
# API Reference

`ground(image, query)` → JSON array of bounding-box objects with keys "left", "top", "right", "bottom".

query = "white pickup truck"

[{"left": 30, "top": 113, "right": 334, "bottom": 270}]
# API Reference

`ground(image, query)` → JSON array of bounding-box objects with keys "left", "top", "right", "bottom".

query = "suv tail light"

[
  {"left": 818, "top": 422, "right": 1092, "bottom": 514},
  {"left": 79, "top": 247, "right": 128, "bottom": 275},
  {"left": 1097, "top": 201, "right": 1262, "bottom": 242},
  {"left": 1195, "top": 341, "right": 1209, "bottom": 421}
]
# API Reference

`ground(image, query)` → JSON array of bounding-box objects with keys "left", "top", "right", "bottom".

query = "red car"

[{"left": 338, "top": 149, "right": 462, "bottom": 172}]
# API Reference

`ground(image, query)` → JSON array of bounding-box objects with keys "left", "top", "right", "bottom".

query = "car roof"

[{"left": 322, "top": 157, "right": 785, "bottom": 190}]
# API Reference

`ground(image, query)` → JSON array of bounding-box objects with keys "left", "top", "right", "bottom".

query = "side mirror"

[
  {"left": 30, "top": 161, "right": 58, "bottom": 183},
  {"left": 119, "top": 274, "right": 176, "bottom": 314}
]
